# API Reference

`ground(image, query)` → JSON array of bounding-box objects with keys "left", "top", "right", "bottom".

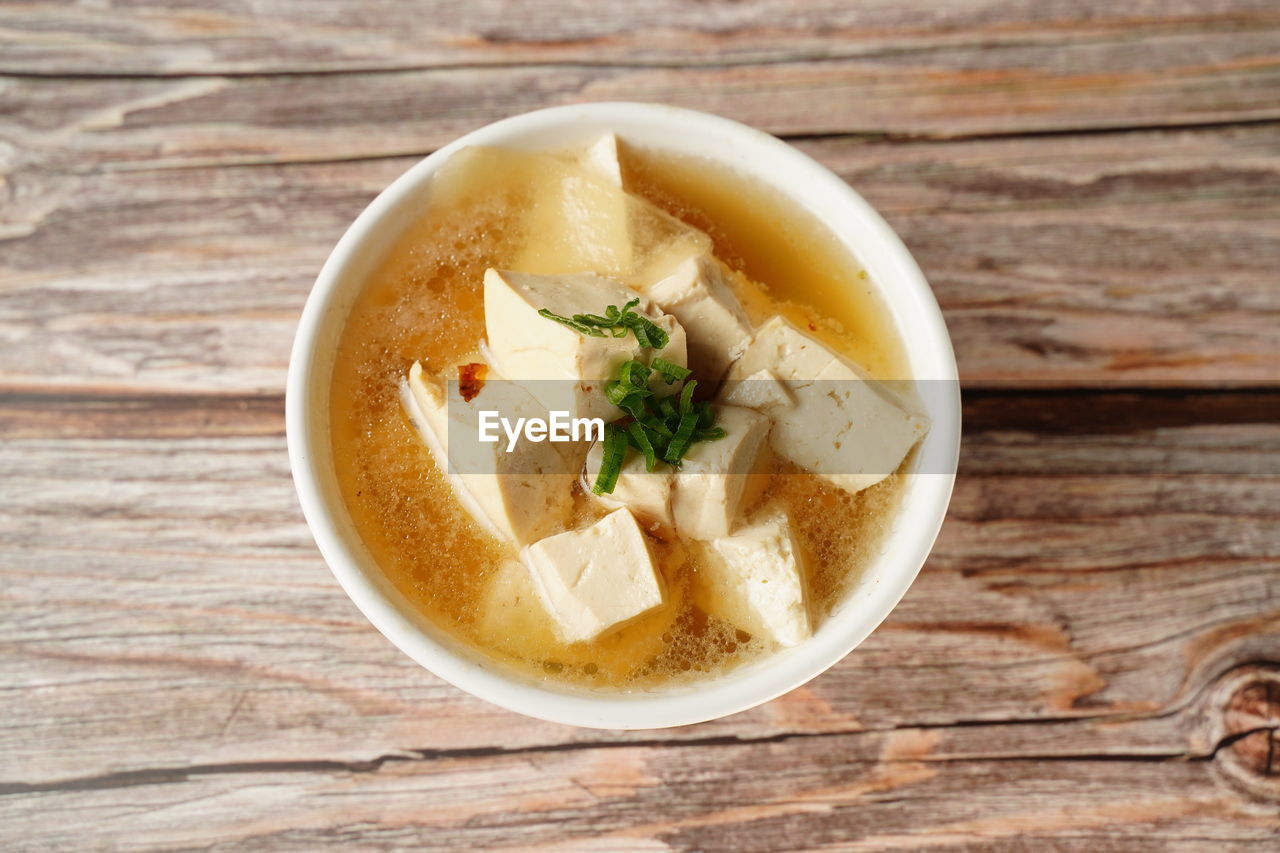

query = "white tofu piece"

[
  {"left": 720, "top": 367, "right": 795, "bottom": 411},
  {"left": 482, "top": 559, "right": 682, "bottom": 677},
  {"left": 729, "top": 314, "right": 834, "bottom": 380},
  {"left": 670, "top": 404, "right": 772, "bottom": 540},
  {"left": 726, "top": 316, "right": 929, "bottom": 493},
  {"left": 516, "top": 141, "right": 633, "bottom": 277},
  {"left": 401, "top": 359, "right": 573, "bottom": 545},
  {"left": 582, "top": 440, "right": 675, "bottom": 529},
  {"left": 437, "top": 144, "right": 711, "bottom": 288},
  {"left": 695, "top": 509, "right": 811, "bottom": 647},
  {"left": 484, "top": 268, "right": 686, "bottom": 420},
  {"left": 565, "top": 134, "right": 716, "bottom": 292},
  {"left": 645, "top": 253, "right": 752, "bottom": 381},
  {"left": 521, "top": 509, "right": 665, "bottom": 643},
  {"left": 575, "top": 133, "right": 624, "bottom": 187}
]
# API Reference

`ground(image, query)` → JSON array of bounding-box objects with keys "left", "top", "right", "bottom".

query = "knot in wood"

[{"left": 1207, "top": 665, "right": 1280, "bottom": 805}]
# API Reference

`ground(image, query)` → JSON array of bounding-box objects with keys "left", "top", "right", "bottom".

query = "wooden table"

[{"left": 3, "top": 3, "right": 1279, "bottom": 849}]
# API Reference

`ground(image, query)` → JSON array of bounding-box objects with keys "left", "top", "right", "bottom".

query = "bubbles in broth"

[{"left": 328, "top": 141, "right": 912, "bottom": 689}]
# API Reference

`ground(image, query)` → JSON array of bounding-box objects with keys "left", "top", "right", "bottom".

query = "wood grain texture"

[
  {"left": 2, "top": 397, "right": 1276, "bottom": 790},
  {"left": 6, "top": 28, "right": 1280, "bottom": 175},
  {"left": 4, "top": 127, "right": 1278, "bottom": 392},
  {"left": 3, "top": 739, "right": 1277, "bottom": 852},
  {"left": 4, "top": 1, "right": 1280, "bottom": 849},
  {"left": 3, "top": 0, "right": 1279, "bottom": 82}
]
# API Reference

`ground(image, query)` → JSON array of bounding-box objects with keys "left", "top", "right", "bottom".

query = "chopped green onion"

[
  {"left": 538, "top": 297, "right": 668, "bottom": 349},
  {"left": 592, "top": 361, "right": 728, "bottom": 478},
  {"left": 629, "top": 321, "right": 653, "bottom": 348},
  {"left": 622, "top": 312, "right": 668, "bottom": 350},
  {"left": 617, "top": 359, "right": 651, "bottom": 391},
  {"left": 617, "top": 393, "right": 647, "bottom": 420},
  {"left": 604, "top": 381, "right": 633, "bottom": 406},
  {"left": 538, "top": 308, "right": 604, "bottom": 337},
  {"left": 627, "top": 422, "right": 658, "bottom": 471},
  {"left": 664, "top": 409, "right": 701, "bottom": 464},
  {"left": 678, "top": 379, "right": 698, "bottom": 415},
  {"left": 638, "top": 413, "right": 673, "bottom": 439},
  {"left": 651, "top": 357, "right": 691, "bottom": 384},
  {"left": 592, "top": 424, "right": 629, "bottom": 495}
]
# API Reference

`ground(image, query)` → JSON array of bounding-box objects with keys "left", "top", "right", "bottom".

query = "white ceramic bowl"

[{"left": 287, "top": 102, "right": 960, "bottom": 729}]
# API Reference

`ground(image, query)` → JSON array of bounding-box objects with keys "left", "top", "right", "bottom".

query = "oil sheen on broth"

[{"left": 329, "top": 143, "right": 912, "bottom": 688}]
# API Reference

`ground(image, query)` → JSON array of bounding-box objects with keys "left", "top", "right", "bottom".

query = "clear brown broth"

[{"left": 328, "top": 143, "right": 911, "bottom": 689}]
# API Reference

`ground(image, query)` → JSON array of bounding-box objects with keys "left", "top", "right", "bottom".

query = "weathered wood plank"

[
  {"left": 6, "top": 29, "right": 1280, "bottom": 178},
  {"left": 2, "top": 394, "right": 1276, "bottom": 785},
  {"left": 3, "top": 126, "right": 1277, "bottom": 392},
  {"left": 808, "top": 127, "right": 1280, "bottom": 384},
  {"left": 0, "top": 391, "right": 283, "bottom": 438},
  {"left": 2, "top": 0, "right": 1277, "bottom": 79},
  {"left": 6, "top": 4, "right": 1278, "bottom": 848},
  {"left": 2, "top": 732, "right": 1275, "bottom": 852}
]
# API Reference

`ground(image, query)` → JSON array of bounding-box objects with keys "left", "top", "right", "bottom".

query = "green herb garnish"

[
  {"left": 678, "top": 380, "right": 697, "bottom": 415},
  {"left": 538, "top": 298, "right": 669, "bottom": 349},
  {"left": 651, "top": 357, "right": 691, "bottom": 384},
  {"left": 591, "top": 423, "right": 629, "bottom": 496},
  {"left": 538, "top": 299, "right": 725, "bottom": 494},
  {"left": 664, "top": 408, "right": 700, "bottom": 465},
  {"left": 590, "top": 373, "right": 727, "bottom": 495},
  {"left": 616, "top": 392, "right": 647, "bottom": 420},
  {"left": 537, "top": 308, "right": 604, "bottom": 337},
  {"left": 617, "top": 359, "right": 651, "bottom": 390},
  {"left": 638, "top": 413, "right": 673, "bottom": 439},
  {"left": 627, "top": 422, "right": 658, "bottom": 472}
]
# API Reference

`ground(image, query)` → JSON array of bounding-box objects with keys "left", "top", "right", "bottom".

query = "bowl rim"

[{"left": 287, "top": 102, "right": 960, "bottom": 729}]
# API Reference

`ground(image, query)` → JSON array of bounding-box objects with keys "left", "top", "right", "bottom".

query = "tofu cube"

[
  {"left": 523, "top": 132, "right": 627, "bottom": 274},
  {"left": 720, "top": 367, "right": 796, "bottom": 411},
  {"left": 729, "top": 314, "right": 836, "bottom": 379},
  {"left": 574, "top": 132, "right": 624, "bottom": 187},
  {"left": 513, "top": 144, "right": 633, "bottom": 277},
  {"left": 484, "top": 268, "right": 687, "bottom": 420},
  {"left": 694, "top": 509, "right": 811, "bottom": 647},
  {"left": 558, "top": 134, "right": 714, "bottom": 292},
  {"left": 645, "top": 253, "right": 753, "bottom": 381},
  {"left": 670, "top": 404, "right": 772, "bottom": 540},
  {"left": 726, "top": 316, "right": 929, "bottom": 493},
  {"left": 402, "top": 359, "right": 573, "bottom": 545},
  {"left": 521, "top": 509, "right": 665, "bottom": 643},
  {"left": 582, "top": 440, "right": 675, "bottom": 529}
]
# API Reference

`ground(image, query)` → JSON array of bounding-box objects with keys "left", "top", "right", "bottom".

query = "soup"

[{"left": 329, "top": 137, "right": 923, "bottom": 689}]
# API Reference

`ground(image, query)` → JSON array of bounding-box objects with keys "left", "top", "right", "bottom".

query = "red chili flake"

[
  {"left": 808, "top": 322, "right": 818, "bottom": 331},
  {"left": 457, "top": 362, "right": 488, "bottom": 402}
]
